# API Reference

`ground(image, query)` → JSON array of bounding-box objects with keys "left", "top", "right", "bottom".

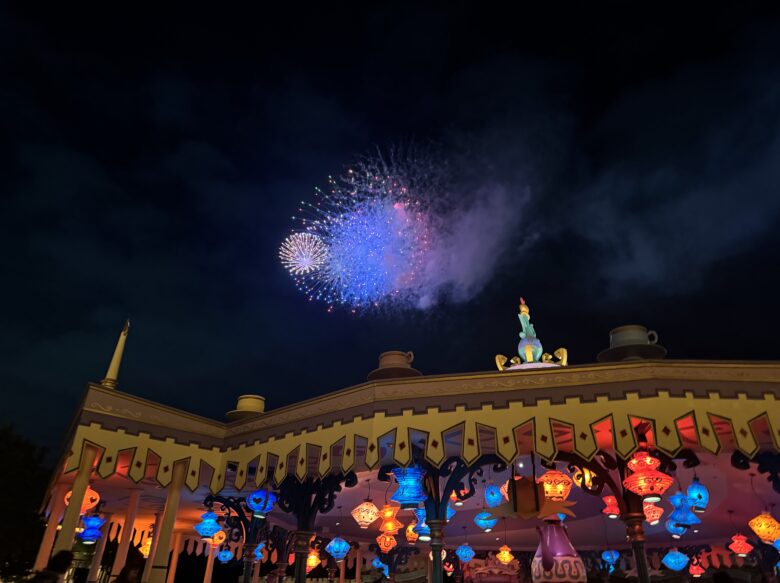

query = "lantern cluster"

[
  {"left": 537, "top": 470, "right": 573, "bottom": 501},
  {"left": 622, "top": 451, "right": 673, "bottom": 502}
]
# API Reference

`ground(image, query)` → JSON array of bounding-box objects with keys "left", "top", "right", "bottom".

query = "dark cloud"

[{"left": 2, "top": 3, "right": 780, "bottom": 455}]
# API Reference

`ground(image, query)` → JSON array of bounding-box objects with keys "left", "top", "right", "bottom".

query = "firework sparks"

[{"left": 279, "top": 232, "right": 328, "bottom": 275}]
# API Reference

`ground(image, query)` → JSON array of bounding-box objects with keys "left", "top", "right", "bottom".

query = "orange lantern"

[
  {"left": 496, "top": 545, "right": 514, "bottom": 565},
  {"left": 536, "top": 470, "right": 573, "bottom": 501},
  {"left": 406, "top": 521, "right": 419, "bottom": 544},
  {"left": 643, "top": 502, "right": 664, "bottom": 525},
  {"left": 209, "top": 530, "right": 227, "bottom": 547},
  {"left": 602, "top": 496, "right": 620, "bottom": 519},
  {"left": 351, "top": 499, "right": 380, "bottom": 529},
  {"left": 500, "top": 480, "right": 510, "bottom": 501},
  {"left": 376, "top": 533, "right": 397, "bottom": 553},
  {"left": 572, "top": 467, "right": 595, "bottom": 489},
  {"left": 748, "top": 512, "right": 780, "bottom": 543},
  {"left": 288, "top": 553, "right": 296, "bottom": 566},
  {"left": 306, "top": 550, "right": 320, "bottom": 573},
  {"left": 728, "top": 534, "right": 753, "bottom": 557},
  {"left": 64, "top": 486, "right": 101, "bottom": 514},
  {"left": 140, "top": 536, "right": 152, "bottom": 558},
  {"left": 689, "top": 563, "right": 705, "bottom": 578},
  {"left": 622, "top": 452, "right": 673, "bottom": 502},
  {"left": 378, "top": 504, "right": 404, "bottom": 534}
]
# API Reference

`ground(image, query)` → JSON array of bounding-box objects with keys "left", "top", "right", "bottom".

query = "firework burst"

[{"left": 279, "top": 232, "right": 328, "bottom": 275}]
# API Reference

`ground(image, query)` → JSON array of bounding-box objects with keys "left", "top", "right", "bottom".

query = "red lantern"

[
  {"left": 378, "top": 504, "right": 404, "bottom": 534},
  {"left": 643, "top": 502, "right": 664, "bottom": 525},
  {"left": 728, "top": 534, "right": 753, "bottom": 557},
  {"left": 622, "top": 451, "right": 673, "bottom": 502},
  {"left": 602, "top": 496, "right": 620, "bottom": 519},
  {"left": 689, "top": 563, "right": 705, "bottom": 578},
  {"left": 376, "top": 533, "right": 397, "bottom": 553},
  {"left": 537, "top": 470, "right": 573, "bottom": 501}
]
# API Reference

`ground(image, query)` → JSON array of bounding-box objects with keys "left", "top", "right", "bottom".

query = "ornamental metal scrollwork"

[
  {"left": 731, "top": 450, "right": 780, "bottom": 494},
  {"left": 276, "top": 471, "right": 357, "bottom": 530}
]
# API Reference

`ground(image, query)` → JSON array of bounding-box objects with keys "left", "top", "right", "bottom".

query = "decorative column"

[
  {"left": 166, "top": 533, "right": 183, "bottom": 583},
  {"left": 428, "top": 519, "right": 445, "bottom": 583},
  {"left": 148, "top": 462, "right": 187, "bottom": 583},
  {"left": 353, "top": 544, "right": 362, "bottom": 583},
  {"left": 87, "top": 514, "right": 113, "bottom": 582},
  {"left": 112, "top": 488, "right": 142, "bottom": 577},
  {"left": 624, "top": 512, "right": 650, "bottom": 583},
  {"left": 142, "top": 512, "right": 164, "bottom": 582},
  {"left": 53, "top": 444, "right": 99, "bottom": 554},
  {"left": 203, "top": 544, "right": 216, "bottom": 583},
  {"left": 292, "top": 531, "right": 314, "bottom": 583},
  {"left": 251, "top": 558, "right": 262, "bottom": 583},
  {"left": 34, "top": 482, "right": 69, "bottom": 571},
  {"left": 326, "top": 557, "right": 338, "bottom": 583},
  {"left": 338, "top": 558, "right": 345, "bottom": 583}
]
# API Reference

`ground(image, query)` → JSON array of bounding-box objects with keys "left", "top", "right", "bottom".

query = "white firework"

[{"left": 279, "top": 232, "right": 328, "bottom": 275}]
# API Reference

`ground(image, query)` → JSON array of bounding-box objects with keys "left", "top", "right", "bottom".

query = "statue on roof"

[{"left": 495, "top": 297, "right": 568, "bottom": 371}]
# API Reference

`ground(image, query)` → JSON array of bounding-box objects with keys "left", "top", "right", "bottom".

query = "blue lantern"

[
  {"left": 601, "top": 550, "right": 619, "bottom": 574},
  {"left": 218, "top": 549, "right": 234, "bottom": 564},
  {"left": 662, "top": 550, "right": 689, "bottom": 571},
  {"left": 557, "top": 513, "right": 567, "bottom": 522},
  {"left": 326, "top": 537, "right": 350, "bottom": 562},
  {"left": 686, "top": 477, "right": 709, "bottom": 513},
  {"left": 247, "top": 489, "right": 276, "bottom": 518},
  {"left": 391, "top": 466, "right": 427, "bottom": 509},
  {"left": 413, "top": 508, "right": 431, "bottom": 541},
  {"left": 773, "top": 539, "right": 780, "bottom": 551},
  {"left": 665, "top": 519, "right": 686, "bottom": 538},
  {"left": 474, "top": 511, "right": 498, "bottom": 532},
  {"left": 446, "top": 503, "right": 456, "bottom": 522},
  {"left": 372, "top": 557, "right": 389, "bottom": 578},
  {"left": 668, "top": 492, "right": 700, "bottom": 528},
  {"left": 455, "top": 543, "right": 475, "bottom": 563},
  {"left": 79, "top": 515, "right": 105, "bottom": 544},
  {"left": 194, "top": 511, "right": 221, "bottom": 539},
  {"left": 484, "top": 484, "right": 503, "bottom": 508},
  {"left": 254, "top": 542, "right": 266, "bottom": 561}
]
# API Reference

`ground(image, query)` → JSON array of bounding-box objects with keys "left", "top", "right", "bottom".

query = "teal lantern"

[
  {"left": 326, "top": 537, "right": 350, "bottom": 562},
  {"left": 686, "top": 477, "right": 709, "bottom": 513},
  {"left": 391, "top": 466, "right": 427, "bottom": 509},
  {"left": 247, "top": 489, "right": 276, "bottom": 518},
  {"left": 79, "top": 515, "right": 105, "bottom": 544},
  {"left": 218, "top": 549, "right": 234, "bottom": 564},
  {"left": 668, "top": 492, "right": 700, "bottom": 528},
  {"left": 254, "top": 542, "right": 266, "bottom": 561},
  {"left": 195, "top": 511, "right": 221, "bottom": 539},
  {"left": 484, "top": 484, "right": 503, "bottom": 508},
  {"left": 601, "top": 550, "right": 619, "bottom": 573},
  {"left": 662, "top": 550, "right": 689, "bottom": 571},
  {"left": 455, "top": 543, "right": 475, "bottom": 563},
  {"left": 413, "top": 508, "right": 431, "bottom": 541},
  {"left": 474, "top": 511, "right": 498, "bottom": 532}
]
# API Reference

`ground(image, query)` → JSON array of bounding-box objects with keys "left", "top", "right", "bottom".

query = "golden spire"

[{"left": 100, "top": 320, "right": 130, "bottom": 389}]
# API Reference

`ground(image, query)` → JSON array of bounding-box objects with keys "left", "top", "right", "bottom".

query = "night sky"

[{"left": 4, "top": 4, "right": 780, "bottom": 455}]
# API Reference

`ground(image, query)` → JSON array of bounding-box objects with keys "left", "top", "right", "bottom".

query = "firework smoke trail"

[{"left": 280, "top": 149, "right": 523, "bottom": 312}]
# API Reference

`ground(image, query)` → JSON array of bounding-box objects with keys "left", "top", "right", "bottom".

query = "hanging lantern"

[
  {"left": 601, "top": 550, "right": 619, "bottom": 573},
  {"left": 288, "top": 553, "right": 296, "bottom": 566},
  {"left": 572, "top": 467, "right": 595, "bottom": 490},
  {"left": 444, "top": 562, "right": 455, "bottom": 575},
  {"left": 668, "top": 492, "right": 700, "bottom": 528},
  {"left": 474, "top": 511, "right": 498, "bottom": 532},
  {"left": 602, "top": 496, "right": 620, "bottom": 519},
  {"left": 446, "top": 503, "right": 456, "bottom": 522},
  {"left": 326, "top": 537, "right": 350, "bottom": 562},
  {"left": 406, "top": 521, "right": 419, "bottom": 544},
  {"left": 773, "top": 539, "right": 780, "bottom": 551},
  {"left": 662, "top": 549, "right": 689, "bottom": 571},
  {"left": 537, "top": 470, "right": 573, "bottom": 501},
  {"left": 622, "top": 451, "right": 673, "bottom": 503},
  {"left": 686, "top": 477, "right": 709, "bottom": 513},
  {"left": 246, "top": 489, "right": 276, "bottom": 519},
  {"left": 496, "top": 545, "right": 514, "bottom": 565},
  {"left": 665, "top": 519, "right": 686, "bottom": 539},
  {"left": 79, "top": 515, "right": 105, "bottom": 545},
  {"left": 484, "top": 484, "right": 503, "bottom": 508},
  {"left": 748, "top": 512, "right": 780, "bottom": 543},
  {"left": 728, "top": 534, "right": 753, "bottom": 557},
  {"left": 689, "top": 563, "right": 705, "bottom": 578},
  {"left": 64, "top": 486, "right": 101, "bottom": 514},
  {"left": 500, "top": 480, "right": 510, "bottom": 501},
  {"left": 390, "top": 466, "right": 427, "bottom": 509},
  {"left": 413, "top": 508, "right": 431, "bottom": 541},
  {"left": 352, "top": 499, "right": 380, "bottom": 529},
  {"left": 376, "top": 533, "right": 397, "bottom": 553},
  {"left": 218, "top": 549, "right": 234, "bottom": 564},
  {"left": 455, "top": 543, "right": 475, "bottom": 563},
  {"left": 306, "top": 550, "right": 320, "bottom": 573},
  {"left": 254, "top": 542, "right": 266, "bottom": 561},
  {"left": 194, "top": 511, "right": 221, "bottom": 539},
  {"left": 643, "top": 502, "right": 664, "bottom": 525},
  {"left": 140, "top": 535, "right": 153, "bottom": 558},
  {"left": 210, "top": 531, "right": 226, "bottom": 547},
  {"left": 378, "top": 504, "right": 404, "bottom": 534}
]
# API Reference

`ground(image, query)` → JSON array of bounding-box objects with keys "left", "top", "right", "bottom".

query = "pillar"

[
  {"left": 87, "top": 514, "right": 113, "bottom": 582},
  {"left": 112, "top": 488, "right": 142, "bottom": 577},
  {"left": 338, "top": 560, "right": 345, "bottom": 583},
  {"left": 203, "top": 545, "right": 216, "bottom": 583},
  {"left": 428, "top": 519, "right": 445, "bottom": 583},
  {"left": 34, "top": 483, "right": 69, "bottom": 571},
  {"left": 53, "top": 445, "right": 99, "bottom": 554},
  {"left": 141, "top": 512, "right": 164, "bottom": 582},
  {"left": 252, "top": 558, "right": 262, "bottom": 583},
  {"left": 354, "top": 545, "right": 362, "bottom": 583},
  {"left": 292, "top": 531, "right": 313, "bottom": 583},
  {"left": 624, "top": 513, "right": 650, "bottom": 583},
  {"left": 166, "top": 533, "right": 183, "bottom": 583},
  {"left": 148, "top": 462, "right": 187, "bottom": 583}
]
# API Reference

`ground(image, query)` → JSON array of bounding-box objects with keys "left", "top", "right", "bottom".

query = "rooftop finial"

[
  {"left": 495, "top": 297, "right": 568, "bottom": 371},
  {"left": 100, "top": 320, "right": 130, "bottom": 389}
]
